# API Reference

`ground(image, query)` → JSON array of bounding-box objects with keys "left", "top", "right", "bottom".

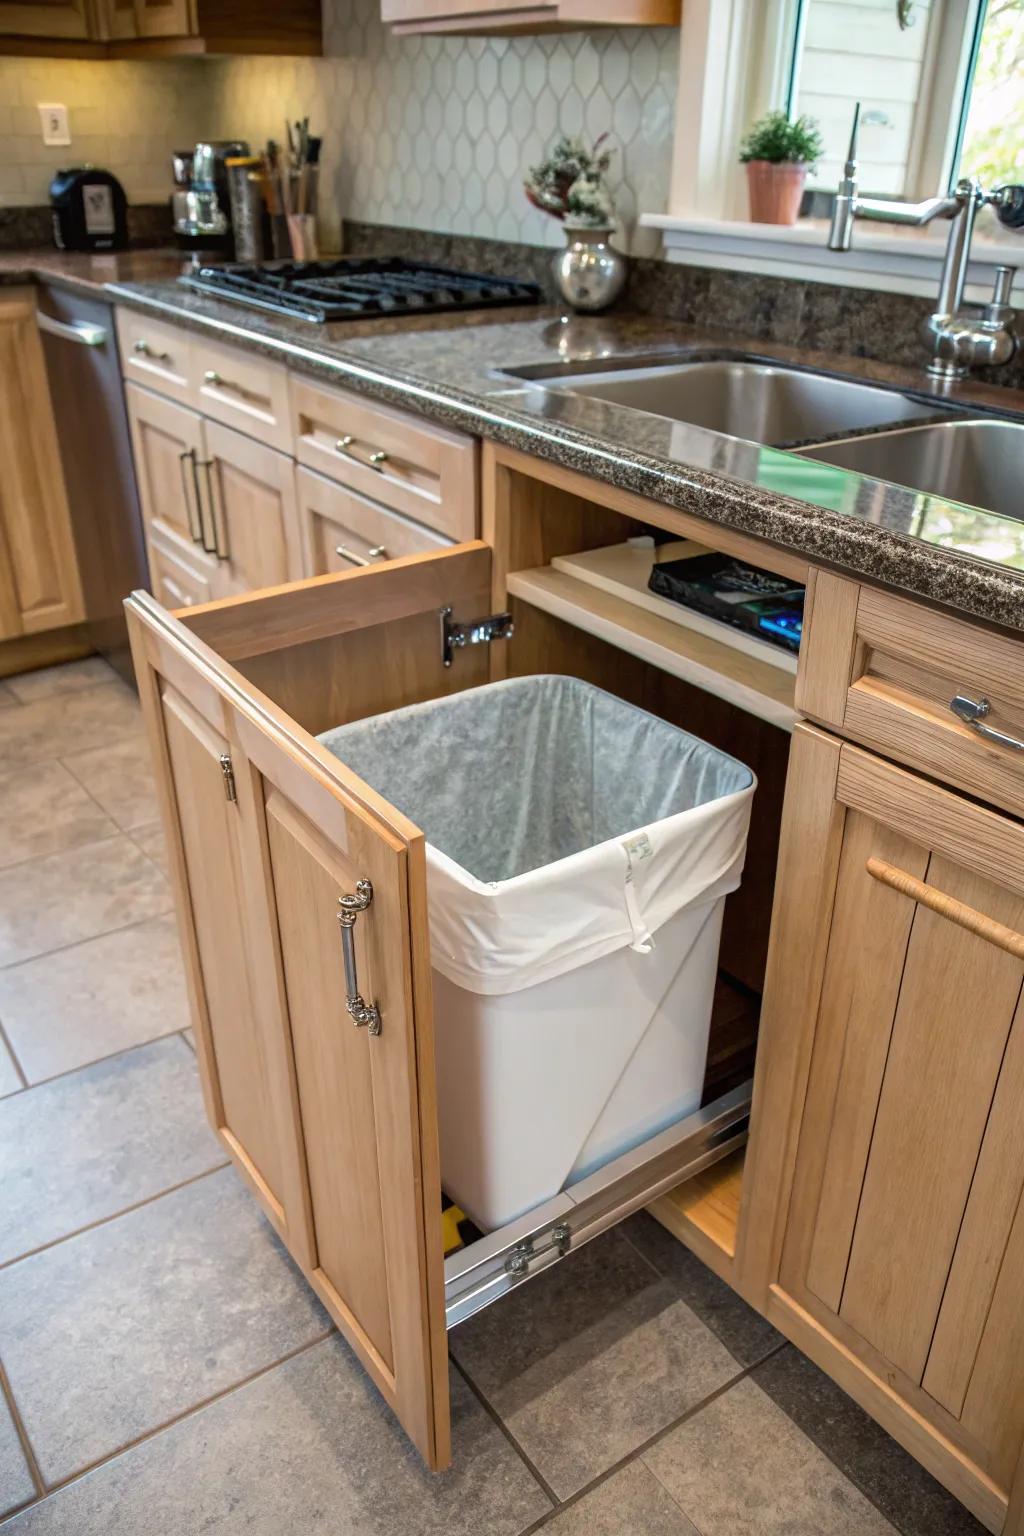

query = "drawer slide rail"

[{"left": 443, "top": 1080, "right": 751, "bottom": 1328}]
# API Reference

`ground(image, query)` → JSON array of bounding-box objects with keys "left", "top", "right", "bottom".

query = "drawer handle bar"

[
  {"left": 335, "top": 543, "right": 388, "bottom": 568},
  {"left": 337, "top": 882, "right": 382, "bottom": 1035},
  {"left": 36, "top": 312, "right": 106, "bottom": 346},
  {"left": 196, "top": 457, "right": 228, "bottom": 561},
  {"left": 866, "top": 857, "right": 1024, "bottom": 960},
  {"left": 949, "top": 693, "right": 1024, "bottom": 752},
  {"left": 203, "top": 369, "right": 248, "bottom": 398},
  {"left": 133, "top": 338, "right": 170, "bottom": 361},
  {"left": 335, "top": 434, "right": 388, "bottom": 472},
  {"left": 178, "top": 449, "right": 204, "bottom": 545}
]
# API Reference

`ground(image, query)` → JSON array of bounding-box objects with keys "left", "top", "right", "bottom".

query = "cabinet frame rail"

[{"left": 444, "top": 1079, "right": 751, "bottom": 1328}]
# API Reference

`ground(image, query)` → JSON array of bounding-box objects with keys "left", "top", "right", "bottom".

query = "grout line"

[
  {"left": 0, "top": 1354, "right": 45, "bottom": 1500},
  {"left": 0, "top": 1161, "right": 232, "bottom": 1273},
  {"left": 1, "top": 1327, "right": 337, "bottom": 1520},
  {"left": 179, "top": 1028, "right": 196, "bottom": 1054},
  {"left": 0, "top": 1016, "right": 27, "bottom": 1093},
  {"left": 448, "top": 1353, "right": 561, "bottom": 1509},
  {"left": 0, "top": 902, "right": 176, "bottom": 977},
  {"left": 0, "top": 827, "right": 124, "bottom": 879},
  {"left": 2, "top": 675, "right": 132, "bottom": 710},
  {"left": 0, "top": 1025, "right": 197, "bottom": 1100}
]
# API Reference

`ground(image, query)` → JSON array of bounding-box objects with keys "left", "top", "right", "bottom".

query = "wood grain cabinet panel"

[
  {"left": 202, "top": 420, "right": 303, "bottom": 597},
  {"left": 0, "top": 292, "right": 83, "bottom": 638},
  {"left": 295, "top": 466, "right": 452, "bottom": 577},
  {"left": 767, "top": 736, "right": 1024, "bottom": 1529},
  {"left": 125, "top": 381, "right": 219, "bottom": 579},
  {"left": 0, "top": 0, "right": 89, "bottom": 36}
]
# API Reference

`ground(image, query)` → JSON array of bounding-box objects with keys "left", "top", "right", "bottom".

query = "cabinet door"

[
  {"left": 94, "top": 0, "right": 192, "bottom": 35},
  {"left": 0, "top": 0, "right": 89, "bottom": 37},
  {"left": 125, "top": 381, "right": 219, "bottom": 581},
  {"left": 126, "top": 544, "right": 493, "bottom": 1471},
  {"left": 201, "top": 419, "right": 303, "bottom": 598},
  {"left": 0, "top": 292, "right": 83, "bottom": 638},
  {"left": 754, "top": 727, "right": 1024, "bottom": 1531}
]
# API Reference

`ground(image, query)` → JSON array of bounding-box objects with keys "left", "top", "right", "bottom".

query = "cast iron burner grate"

[{"left": 183, "top": 256, "right": 543, "bottom": 323}]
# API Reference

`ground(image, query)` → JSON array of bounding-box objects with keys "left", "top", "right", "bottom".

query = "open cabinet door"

[{"left": 126, "top": 545, "right": 494, "bottom": 1471}]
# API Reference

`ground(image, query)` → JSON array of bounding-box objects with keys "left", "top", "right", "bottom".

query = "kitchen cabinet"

[
  {"left": 0, "top": 291, "right": 83, "bottom": 642},
  {"left": 381, "top": 0, "right": 678, "bottom": 34},
  {"left": 93, "top": 0, "right": 192, "bottom": 38},
  {"left": 0, "top": 0, "right": 89, "bottom": 37},
  {"left": 0, "top": 0, "right": 320, "bottom": 54}
]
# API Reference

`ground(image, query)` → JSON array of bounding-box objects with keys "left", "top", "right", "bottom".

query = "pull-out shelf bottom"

[{"left": 444, "top": 1079, "right": 751, "bottom": 1328}]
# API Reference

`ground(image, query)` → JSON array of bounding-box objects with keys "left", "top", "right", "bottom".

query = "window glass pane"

[
  {"left": 959, "top": 0, "right": 1024, "bottom": 186},
  {"left": 790, "top": 0, "right": 938, "bottom": 194}
]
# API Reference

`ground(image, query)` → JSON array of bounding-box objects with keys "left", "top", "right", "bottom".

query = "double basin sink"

[{"left": 505, "top": 353, "right": 1021, "bottom": 523}]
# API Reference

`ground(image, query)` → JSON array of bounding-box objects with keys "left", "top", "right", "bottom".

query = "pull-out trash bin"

[{"left": 319, "top": 675, "right": 755, "bottom": 1232}]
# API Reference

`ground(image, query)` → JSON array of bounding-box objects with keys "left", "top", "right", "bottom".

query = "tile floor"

[{"left": 0, "top": 657, "right": 989, "bottom": 1533}]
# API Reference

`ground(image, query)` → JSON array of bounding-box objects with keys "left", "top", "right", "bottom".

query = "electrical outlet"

[{"left": 38, "top": 104, "right": 70, "bottom": 148}]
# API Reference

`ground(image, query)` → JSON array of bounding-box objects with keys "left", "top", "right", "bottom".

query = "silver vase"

[{"left": 552, "top": 226, "right": 628, "bottom": 313}]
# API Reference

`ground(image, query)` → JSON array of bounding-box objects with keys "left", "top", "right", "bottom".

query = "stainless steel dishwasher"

[{"left": 36, "top": 284, "right": 148, "bottom": 686}]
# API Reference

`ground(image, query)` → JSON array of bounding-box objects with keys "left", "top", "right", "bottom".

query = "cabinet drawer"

[
  {"left": 798, "top": 571, "right": 1024, "bottom": 820},
  {"left": 296, "top": 466, "right": 453, "bottom": 576},
  {"left": 147, "top": 527, "right": 215, "bottom": 611},
  {"left": 117, "top": 308, "right": 195, "bottom": 405},
  {"left": 194, "top": 336, "right": 292, "bottom": 453},
  {"left": 291, "top": 375, "right": 478, "bottom": 541}
]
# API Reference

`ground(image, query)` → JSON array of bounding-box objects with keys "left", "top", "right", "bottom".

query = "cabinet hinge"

[
  {"left": 219, "top": 752, "right": 237, "bottom": 803},
  {"left": 440, "top": 605, "right": 514, "bottom": 668}
]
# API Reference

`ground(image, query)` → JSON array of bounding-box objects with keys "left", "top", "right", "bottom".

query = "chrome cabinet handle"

[
  {"left": 334, "top": 543, "right": 388, "bottom": 568},
  {"left": 949, "top": 693, "right": 1024, "bottom": 752},
  {"left": 336, "top": 882, "right": 382, "bottom": 1034},
  {"left": 203, "top": 369, "right": 247, "bottom": 396},
  {"left": 188, "top": 454, "right": 218, "bottom": 556},
  {"left": 36, "top": 312, "right": 106, "bottom": 346},
  {"left": 195, "top": 457, "right": 228, "bottom": 560},
  {"left": 133, "top": 337, "right": 170, "bottom": 361},
  {"left": 178, "top": 449, "right": 203, "bottom": 544},
  {"left": 335, "top": 434, "right": 388, "bottom": 472}
]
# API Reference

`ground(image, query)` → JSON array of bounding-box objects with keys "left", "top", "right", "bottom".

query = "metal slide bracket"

[{"left": 440, "top": 605, "right": 514, "bottom": 667}]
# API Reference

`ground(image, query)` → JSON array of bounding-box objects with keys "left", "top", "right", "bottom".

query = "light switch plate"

[{"left": 38, "top": 104, "right": 71, "bottom": 147}]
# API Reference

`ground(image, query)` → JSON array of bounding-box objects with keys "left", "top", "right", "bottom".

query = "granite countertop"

[
  {"left": 30, "top": 258, "right": 1024, "bottom": 630},
  {"left": 0, "top": 247, "right": 195, "bottom": 299}
]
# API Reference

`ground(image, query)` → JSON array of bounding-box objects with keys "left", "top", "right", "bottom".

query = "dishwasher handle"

[{"left": 36, "top": 312, "right": 107, "bottom": 347}]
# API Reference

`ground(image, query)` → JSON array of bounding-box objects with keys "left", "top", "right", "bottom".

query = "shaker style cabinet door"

[
  {"left": 93, "top": 0, "right": 193, "bottom": 37},
  {"left": 125, "top": 381, "right": 220, "bottom": 583},
  {"left": 758, "top": 726, "right": 1024, "bottom": 1532},
  {"left": 200, "top": 419, "right": 304, "bottom": 598},
  {"left": 0, "top": 0, "right": 90, "bottom": 37}
]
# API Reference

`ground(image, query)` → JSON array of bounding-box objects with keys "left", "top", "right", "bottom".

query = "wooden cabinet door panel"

[
  {"left": 201, "top": 419, "right": 303, "bottom": 598},
  {"left": 775, "top": 738, "right": 1024, "bottom": 1515},
  {"left": 0, "top": 0, "right": 89, "bottom": 36},
  {"left": 126, "top": 382, "right": 217, "bottom": 572}
]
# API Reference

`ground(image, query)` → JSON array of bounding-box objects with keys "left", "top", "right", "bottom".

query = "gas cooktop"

[{"left": 183, "top": 256, "right": 543, "bottom": 323}]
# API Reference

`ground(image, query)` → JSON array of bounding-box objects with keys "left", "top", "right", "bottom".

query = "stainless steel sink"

[
  {"left": 797, "top": 419, "right": 1024, "bottom": 521},
  {"left": 505, "top": 355, "right": 942, "bottom": 445}
]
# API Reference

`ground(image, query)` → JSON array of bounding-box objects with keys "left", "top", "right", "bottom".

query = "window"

[{"left": 785, "top": 0, "right": 1024, "bottom": 199}]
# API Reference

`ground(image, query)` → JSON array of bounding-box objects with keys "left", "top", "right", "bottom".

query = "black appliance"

[
  {"left": 649, "top": 552, "right": 806, "bottom": 656},
  {"left": 36, "top": 288, "right": 148, "bottom": 685},
  {"left": 183, "top": 257, "right": 543, "bottom": 323},
  {"left": 50, "top": 168, "right": 128, "bottom": 252}
]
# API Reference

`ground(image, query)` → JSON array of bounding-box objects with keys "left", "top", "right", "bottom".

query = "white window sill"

[{"left": 639, "top": 214, "right": 1023, "bottom": 305}]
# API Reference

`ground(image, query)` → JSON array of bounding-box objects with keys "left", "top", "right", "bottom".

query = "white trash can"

[{"left": 319, "top": 675, "right": 755, "bottom": 1232}]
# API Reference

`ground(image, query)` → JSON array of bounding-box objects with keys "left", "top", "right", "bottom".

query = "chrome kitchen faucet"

[{"left": 828, "top": 103, "right": 1024, "bottom": 380}]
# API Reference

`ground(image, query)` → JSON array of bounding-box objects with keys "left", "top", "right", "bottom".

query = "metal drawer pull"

[
  {"left": 133, "top": 338, "right": 170, "bottom": 361},
  {"left": 178, "top": 449, "right": 203, "bottom": 544},
  {"left": 335, "top": 434, "right": 388, "bottom": 472},
  {"left": 203, "top": 369, "right": 248, "bottom": 397},
  {"left": 949, "top": 693, "right": 1024, "bottom": 752},
  {"left": 337, "top": 882, "right": 382, "bottom": 1034},
  {"left": 866, "top": 857, "right": 1024, "bottom": 959},
  {"left": 335, "top": 543, "right": 388, "bottom": 568},
  {"left": 197, "top": 457, "right": 228, "bottom": 561}
]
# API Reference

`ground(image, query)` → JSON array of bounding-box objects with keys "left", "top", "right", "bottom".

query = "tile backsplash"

[{"left": 208, "top": 0, "right": 679, "bottom": 256}]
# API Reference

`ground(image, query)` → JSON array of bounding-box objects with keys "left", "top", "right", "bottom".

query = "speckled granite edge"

[{"left": 104, "top": 279, "right": 1024, "bottom": 633}]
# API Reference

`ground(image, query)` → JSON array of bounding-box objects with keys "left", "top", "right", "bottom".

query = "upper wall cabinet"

[
  {"left": 381, "top": 0, "right": 678, "bottom": 35},
  {"left": 0, "top": 0, "right": 321, "bottom": 55}
]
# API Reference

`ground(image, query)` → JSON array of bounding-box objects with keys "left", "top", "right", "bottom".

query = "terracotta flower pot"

[{"left": 745, "top": 161, "right": 808, "bottom": 225}]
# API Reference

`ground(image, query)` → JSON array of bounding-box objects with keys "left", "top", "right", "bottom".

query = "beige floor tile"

[
  {"left": 0, "top": 682, "right": 18, "bottom": 709},
  {"left": 0, "top": 1391, "right": 35, "bottom": 1520},
  {"left": 543, "top": 1461, "right": 698, "bottom": 1535},
  {"left": 0, "top": 1034, "right": 223, "bottom": 1266},
  {"left": 0, "top": 1167, "right": 331, "bottom": 1484},
  {"left": 0, "top": 759, "right": 118, "bottom": 871},
  {"left": 0, "top": 1334, "right": 550, "bottom": 1536},
  {"left": 131, "top": 823, "right": 170, "bottom": 878},
  {"left": 643, "top": 1375, "right": 898, "bottom": 1536},
  {"left": 62, "top": 732, "right": 159, "bottom": 834},
  {"left": 5, "top": 657, "right": 116, "bottom": 705},
  {"left": 0, "top": 686, "right": 139, "bottom": 771},
  {"left": 0, "top": 836, "right": 171, "bottom": 968},
  {"left": 0, "top": 1035, "right": 23, "bottom": 1098},
  {"left": 0, "top": 915, "right": 190, "bottom": 1083}
]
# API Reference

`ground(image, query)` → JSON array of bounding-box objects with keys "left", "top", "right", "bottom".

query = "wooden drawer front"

[
  {"left": 194, "top": 336, "right": 292, "bottom": 453},
  {"left": 778, "top": 740, "right": 1024, "bottom": 1515},
  {"left": 117, "top": 308, "right": 195, "bottom": 405},
  {"left": 291, "top": 376, "right": 478, "bottom": 541},
  {"left": 147, "top": 528, "right": 214, "bottom": 610},
  {"left": 296, "top": 466, "right": 452, "bottom": 577},
  {"left": 798, "top": 570, "right": 1024, "bottom": 819}
]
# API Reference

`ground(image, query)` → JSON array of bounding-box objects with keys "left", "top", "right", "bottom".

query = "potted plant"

[
  {"left": 524, "top": 134, "right": 627, "bottom": 312},
  {"left": 739, "top": 111, "right": 824, "bottom": 225}
]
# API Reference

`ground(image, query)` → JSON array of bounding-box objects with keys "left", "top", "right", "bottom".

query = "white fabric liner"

[{"left": 318, "top": 675, "right": 755, "bottom": 996}]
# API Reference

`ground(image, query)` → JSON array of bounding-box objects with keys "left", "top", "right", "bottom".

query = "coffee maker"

[{"left": 173, "top": 140, "right": 248, "bottom": 256}]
